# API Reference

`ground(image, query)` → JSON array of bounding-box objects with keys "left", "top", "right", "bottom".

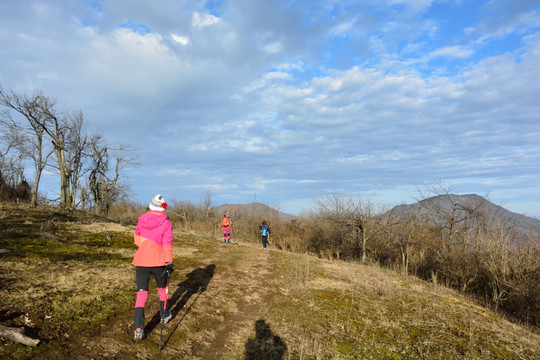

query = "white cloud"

[
  {"left": 429, "top": 45, "right": 474, "bottom": 59},
  {"left": 285, "top": 88, "right": 313, "bottom": 98},
  {"left": 388, "top": 0, "right": 435, "bottom": 13},
  {"left": 1, "top": 0, "right": 540, "bottom": 216},
  {"left": 330, "top": 21, "right": 354, "bottom": 37},
  {"left": 171, "top": 33, "right": 190, "bottom": 45},
  {"left": 192, "top": 12, "right": 220, "bottom": 29},
  {"left": 275, "top": 60, "right": 305, "bottom": 72},
  {"left": 84, "top": 28, "right": 181, "bottom": 95},
  {"left": 264, "top": 71, "right": 291, "bottom": 80},
  {"left": 263, "top": 41, "right": 283, "bottom": 54},
  {"left": 464, "top": 27, "right": 475, "bottom": 35}
]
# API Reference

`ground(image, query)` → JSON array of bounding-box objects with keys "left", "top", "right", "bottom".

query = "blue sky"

[{"left": 1, "top": 0, "right": 539, "bottom": 217}]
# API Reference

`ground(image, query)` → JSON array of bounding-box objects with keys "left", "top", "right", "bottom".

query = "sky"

[{"left": 1, "top": 0, "right": 539, "bottom": 217}]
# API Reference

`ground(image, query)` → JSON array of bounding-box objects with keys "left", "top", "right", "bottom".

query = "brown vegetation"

[
  {"left": 202, "top": 192, "right": 540, "bottom": 328},
  {"left": 1, "top": 201, "right": 539, "bottom": 360}
]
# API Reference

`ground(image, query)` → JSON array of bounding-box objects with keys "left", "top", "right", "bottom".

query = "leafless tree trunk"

[
  {"left": 476, "top": 229, "right": 511, "bottom": 311},
  {"left": 87, "top": 136, "right": 137, "bottom": 216},
  {"left": 1, "top": 87, "right": 137, "bottom": 213},
  {"left": 416, "top": 183, "right": 493, "bottom": 290},
  {"left": 0, "top": 156, "right": 25, "bottom": 199},
  {"left": 0, "top": 325, "right": 39, "bottom": 347},
  {"left": 24, "top": 93, "right": 72, "bottom": 208},
  {"left": 201, "top": 190, "right": 213, "bottom": 220},
  {"left": 65, "top": 110, "right": 90, "bottom": 209},
  {"left": 387, "top": 210, "right": 421, "bottom": 275},
  {"left": 506, "top": 237, "right": 540, "bottom": 325},
  {"left": 31, "top": 98, "right": 91, "bottom": 210},
  {"left": 317, "top": 192, "right": 379, "bottom": 263},
  {"left": 416, "top": 183, "right": 486, "bottom": 243},
  {"left": 0, "top": 88, "right": 55, "bottom": 207}
]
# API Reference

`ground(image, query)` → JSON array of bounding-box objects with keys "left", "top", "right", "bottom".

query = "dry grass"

[
  {"left": 261, "top": 251, "right": 540, "bottom": 360},
  {"left": 1, "top": 203, "right": 539, "bottom": 360}
]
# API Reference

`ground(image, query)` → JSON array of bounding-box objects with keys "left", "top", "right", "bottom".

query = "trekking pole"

[{"left": 159, "top": 269, "right": 170, "bottom": 352}]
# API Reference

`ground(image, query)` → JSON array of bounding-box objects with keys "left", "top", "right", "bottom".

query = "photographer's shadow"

[
  {"left": 244, "top": 319, "right": 287, "bottom": 360},
  {"left": 146, "top": 264, "right": 215, "bottom": 337}
]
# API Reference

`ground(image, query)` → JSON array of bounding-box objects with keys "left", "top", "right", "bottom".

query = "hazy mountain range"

[
  {"left": 389, "top": 194, "right": 540, "bottom": 234},
  {"left": 212, "top": 202, "right": 296, "bottom": 220},
  {"left": 214, "top": 194, "right": 540, "bottom": 234}
]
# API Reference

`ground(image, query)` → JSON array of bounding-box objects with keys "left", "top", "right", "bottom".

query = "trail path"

[
  {"left": 52, "top": 238, "right": 276, "bottom": 360},
  {"left": 194, "top": 243, "right": 273, "bottom": 359}
]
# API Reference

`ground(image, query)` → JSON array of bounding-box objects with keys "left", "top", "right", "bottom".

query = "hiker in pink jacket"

[{"left": 132, "top": 194, "right": 174, "bottom": 340}]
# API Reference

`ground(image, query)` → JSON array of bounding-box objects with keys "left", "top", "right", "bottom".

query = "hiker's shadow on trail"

[
  {"left": 244, "top": 319, "right": 287, "bottom": 360},
  {"left": 146, "top": 264, "right": 215, "bottom": 337}
]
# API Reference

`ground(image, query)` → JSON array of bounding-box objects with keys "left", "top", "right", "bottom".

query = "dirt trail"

[
  {"left": 195, "top": 243, "right": 273, "bottom": 359},
  {"left": 43, "top": 239, "right": 276, "bottom": 360}
]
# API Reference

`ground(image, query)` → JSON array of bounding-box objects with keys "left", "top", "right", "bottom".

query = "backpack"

[
  {"left": 221, "top": 217, "right": 230, "bottom": 227},
  {"left": 261, "top": 224, "right": 268, "bottom": 236}
]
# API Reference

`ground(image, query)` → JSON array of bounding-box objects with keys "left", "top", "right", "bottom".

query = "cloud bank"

[{"left": 1, "top": 0, "right": 539, "bottom": 216}]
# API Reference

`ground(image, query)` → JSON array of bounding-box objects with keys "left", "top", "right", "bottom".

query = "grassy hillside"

[{"left": 1, "top": 203, "right": 539, "bottom": 359}]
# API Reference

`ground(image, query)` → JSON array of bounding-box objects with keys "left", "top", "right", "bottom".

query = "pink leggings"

[{"left": 223, "top": 226, "right": 231, "bottom": 241}]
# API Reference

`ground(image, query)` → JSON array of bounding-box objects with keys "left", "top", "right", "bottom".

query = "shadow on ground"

[
  {"left": 143, "top": 264, "right": 216, "bottom": 347},
  {"left": 244, "top": 319, "right": 287, "bottom": 360}
]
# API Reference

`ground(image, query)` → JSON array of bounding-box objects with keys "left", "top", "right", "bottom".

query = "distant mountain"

[
  {"left": 387, "top": 194, "right": 540, "bottom": 234},
  {"left": 212, "top": 202, "right": 296, "bottom": 221}
]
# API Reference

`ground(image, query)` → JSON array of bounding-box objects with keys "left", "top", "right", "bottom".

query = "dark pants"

[
  {"left": 262, "top": 235, "right": 268, "bottom": 248},
  {"left": 134, "top": 266, "right": 169, "bottom": 330},
  {"left": 136, "top": 266, "right": 168, "bottom": 290}
]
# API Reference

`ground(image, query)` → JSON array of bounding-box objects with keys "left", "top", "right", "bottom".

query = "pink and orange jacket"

[{"left": 131, "top": 211, "right": 173, "bottom": 267}]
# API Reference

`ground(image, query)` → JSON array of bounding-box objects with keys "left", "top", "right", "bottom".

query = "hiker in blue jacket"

[{"left": 259, "top": 221, "right": 271, "bottom": 249}]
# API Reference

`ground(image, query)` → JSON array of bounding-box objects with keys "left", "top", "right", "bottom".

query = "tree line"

[
  {"left": 159, "top": 186, "right": 539, "bottom": 328},
  {"left": 290, "top": 188, "right": 538, "bottom": 328},
  {"left": 0, "top": 87, "right": 137, "bottom": 215}
]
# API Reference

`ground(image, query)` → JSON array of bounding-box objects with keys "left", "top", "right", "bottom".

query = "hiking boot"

[
  {"left": 162, "top": 309, "right": 172, "bottom": 324},
  {"left": 134, "top": 328, "right": 146, "bottom": 340}
]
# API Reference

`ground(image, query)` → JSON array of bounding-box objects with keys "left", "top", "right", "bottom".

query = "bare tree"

[
  {"left": 28, "top": 97, "right": 93, "bottom": 210},
  {"left": 0, "top": 155, "right": 25, "bottom": 200},
  {"left": 21, "top": 93, "right": 72, "bottom": 208},
  {"left": 87, "top": 135, "right": 137, "bottom": 216},
  {"left": 1, "top": 87, "right": 136, "bottom": 213},
  {"left": 0, "top": 88, "right": 55, "bottom": 207},
  {"left": 65, "top": 110, "right": 90, "bottom": 209},
  {"left": 415, "top": 183, "right": 493, "bottom": 291},
  {"left": 385, "top": 209, "right": 423, "bottom": 275},
  {"left": 416, "top": 183, "right": 490, "bottom": 244},
  {"left": 476, "top": 228, "right": 512, "bottom": 311},
  {"left": 0, "top": 129, "right": 29, "bottom": 202},
  {"left": 200, "top": 190, "right": 213, "bottom": 220},
  {"left": 507, "top": 238, "right": 540, "bottom": 325},
  {"left": 317, "top": 192, "right": 380, "bottom": 262}
]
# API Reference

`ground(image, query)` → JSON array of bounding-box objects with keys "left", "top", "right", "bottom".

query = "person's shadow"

[
  {"left": 244, "top": 319, "right": 287, "bottom": 360},
  {"left": 145, "top": 264, "right": 215, "bottom": 341}
]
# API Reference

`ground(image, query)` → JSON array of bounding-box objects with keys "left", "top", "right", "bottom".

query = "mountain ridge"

[
  {"left": 388, "top": 193, "right": 540, "bottom": 233},
  {"left": 212, "top": 202, "right": 296, "bottom": 220}
]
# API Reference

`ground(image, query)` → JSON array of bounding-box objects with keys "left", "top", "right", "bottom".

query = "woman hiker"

[
  {"left": 259, "top": 220, "right": 271, "bottom": 249},
  {"left": 221, "top": 212, "right": 232, "bottom": 243},
  {"left": 132, "top": 194, "right": 174, "bottom": 340}
]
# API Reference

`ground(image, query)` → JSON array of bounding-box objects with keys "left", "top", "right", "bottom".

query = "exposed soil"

[{"left": 32, "top": 240, "right": 277, "bottom": 360}]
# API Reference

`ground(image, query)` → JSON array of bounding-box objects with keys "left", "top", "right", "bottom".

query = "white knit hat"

[{"left": 149, "top": 194, "right": 168, "bottom": 211}]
